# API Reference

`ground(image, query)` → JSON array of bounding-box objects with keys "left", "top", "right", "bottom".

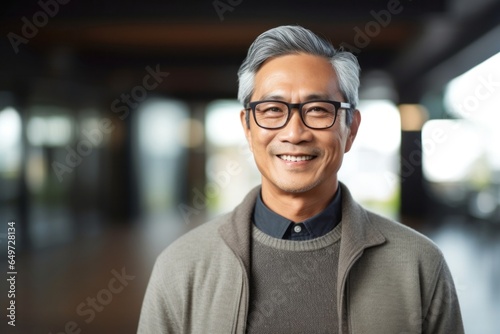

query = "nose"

[{"left": 277, "top": 107, "right": 313, "bottom": 144}]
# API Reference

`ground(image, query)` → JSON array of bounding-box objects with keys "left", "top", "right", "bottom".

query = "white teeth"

[{"left": 279, "top": 155, "right": 314, "bottom": 162}]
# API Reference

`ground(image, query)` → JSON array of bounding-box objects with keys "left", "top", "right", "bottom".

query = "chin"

[{"left": 273, "top": 179, "right": 321, "bottom": 194}]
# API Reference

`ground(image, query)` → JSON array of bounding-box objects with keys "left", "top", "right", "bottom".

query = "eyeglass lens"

[{"left": 253, "top": 101, "right": 337, "bottom": 129}]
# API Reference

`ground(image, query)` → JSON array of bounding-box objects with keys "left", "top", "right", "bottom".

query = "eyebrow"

[{"left": 259, "top": 93, "right": 334, "bottom": 101}]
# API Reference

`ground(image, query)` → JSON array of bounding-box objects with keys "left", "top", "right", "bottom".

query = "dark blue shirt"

[{"left": 252, "top": 186, "right": 342, "bottom": 241}]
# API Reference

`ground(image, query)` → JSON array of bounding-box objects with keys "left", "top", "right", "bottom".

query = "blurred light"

[
  {"left": 487, "top": 126, "right": 500, "bottom": 170},
  {"left": 470, "top": 191, "right": 497, "bottom": 218},
  {"left": 0, "top": 107, "right": 22, "bottom": 173},
  {"left": 138, "top": 100, "right": 188, "bottom": 157},
  {"left": 27, "top": 115, "right": 72, "bottom": 146},
  {"left": 422, "top": 120, "right": 483, "bottom": 182},
  {"left": 27, "top": 116, "right": 47, "bottom": 146},
  {"left": 444, "top": 52, "right": 500, "bottom": 120},
  {"left": 80, "top": 109, "right": 108, "bottom": 147},
  {"left": 81, "top": 117, "right": 100, "bottom": 130},
  {"left": 355, "top": 99, "right": 401, "bottom": 153},
  {"left": 204, "top": 100, "right": 260, "bottom": 217},
  {"left": 46, "top": 116, "right": 72, "bottom": 146},
  {"left": 179, "top": 118, "right": 204, "bottom": 148},
  {"left": 399, "top": 104, "right": 429, "bottom": 131},
  {"left": 339, "top": 99, "right": 401, "bottom": 219},
  {"left": 443, "top": 52, "right": 500, "bottom": 174},
  {"left": 0, "top": 107, "right": 22, "bottom": 149},
  {"left": 206, "top": 100, "right": 245, "bottom": 147},
  {"left": 136, "top": 99, "right": 189, "bottom": 215}
]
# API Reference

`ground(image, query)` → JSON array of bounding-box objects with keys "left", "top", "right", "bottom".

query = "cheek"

[
  {"left": 323, "top": 133, "right": 347, "bottom": 161},
  {"left": 250, "top": 128, "right": 273, "bottom": 153},
  {"left": 332, "top": 125, "right": 351, "bottom": 150}
]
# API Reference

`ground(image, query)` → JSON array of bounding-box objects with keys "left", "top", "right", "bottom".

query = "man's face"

[{"left": 240, "top": 53, "right": 360, "bottom": 196}]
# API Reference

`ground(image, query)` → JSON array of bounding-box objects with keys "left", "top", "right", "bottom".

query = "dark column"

[
  {"left": 398, "top": 103, "right": 430, "bottom": 227},
  {"left": 400, "top": 131, "right": 428, "bottom": 220}
]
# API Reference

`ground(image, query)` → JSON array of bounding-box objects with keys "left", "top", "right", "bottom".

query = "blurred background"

[{"left": 0, "top": 0, "right": 499, "bottom": 332}]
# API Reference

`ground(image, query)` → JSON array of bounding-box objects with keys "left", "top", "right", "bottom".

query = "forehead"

[{"left": 253, "top": 53, "right": 340, "bottom": 100}]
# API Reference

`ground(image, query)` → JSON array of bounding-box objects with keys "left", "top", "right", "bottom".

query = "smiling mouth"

[{"left": 278, "top": 155, "right": 316, "bottom": 162}]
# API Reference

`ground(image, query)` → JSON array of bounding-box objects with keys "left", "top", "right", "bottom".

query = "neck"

[{"left": 261, "top": 182, "right": 339, "bottom": 223}]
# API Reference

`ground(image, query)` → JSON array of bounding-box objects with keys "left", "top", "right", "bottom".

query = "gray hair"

[{"left": 237, "top": 25, "right": 360, "bottom": 125}]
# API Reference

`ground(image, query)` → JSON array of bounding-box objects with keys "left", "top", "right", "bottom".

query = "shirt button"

[{"left": 293, "top": 225, "right": 302, "bottom": 233}]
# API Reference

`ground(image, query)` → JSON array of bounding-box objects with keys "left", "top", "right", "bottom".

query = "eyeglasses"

[{"left": 245, "top": 100, "right": 352, "bottom": 129}]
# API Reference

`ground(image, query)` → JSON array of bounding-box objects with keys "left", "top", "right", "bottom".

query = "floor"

[{"left": 1, "top": 212, "right": 499, "bottom": 334}]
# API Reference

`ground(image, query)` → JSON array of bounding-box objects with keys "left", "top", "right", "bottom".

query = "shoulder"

[
  {"left": 365, "top": 210, "right": 445, "bottom": 267},
  {"left": 340, "top": 183, "right": 443, "bottom": 262},
  {"left": 156, "top": 212, "right": 231, "bottom": 266},
  {"left": 148, "top": 212, "right": 242, "bottom": 295},
  {"left": 352, "top": 209, "right": 452, "bottom": 302},
  {"left": 369, "top": 211, "right": 438, "bottom": 246},
  {"left": 139, "top": 213, "right": 246, "bottom": 332}
]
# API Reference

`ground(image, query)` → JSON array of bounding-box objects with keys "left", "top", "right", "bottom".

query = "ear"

[
  {"left": 344, "top": 109, "right": 361, "bottom": 153},
  {"left": 240, "top": 109, "right": 253, "bottom": 152}
]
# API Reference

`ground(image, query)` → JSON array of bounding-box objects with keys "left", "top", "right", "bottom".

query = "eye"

[
  {"left": 307, "top": 106, "right": 329, "bottom": 113},
  {"left": 304, "top": 105, "right": 333, "bottom": 115},
  {"left": 263, "top": 106, "right": 284, "bottom": 113},
  {"left": 257, "top": 103, "right": 286, "bottom": 114}
]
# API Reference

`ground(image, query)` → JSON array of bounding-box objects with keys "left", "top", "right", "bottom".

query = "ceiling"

[{"left": 0, "top": 0, "right": 499, "bottom": 107}]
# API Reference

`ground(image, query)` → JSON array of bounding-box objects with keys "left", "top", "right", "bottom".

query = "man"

[{"left": 138, "top": 25, "right": 464, "bottom": 333}]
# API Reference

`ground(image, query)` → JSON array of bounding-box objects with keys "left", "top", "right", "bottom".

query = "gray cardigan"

[{"left": 138, "top": 184, "right": 464, "bottom": 333}]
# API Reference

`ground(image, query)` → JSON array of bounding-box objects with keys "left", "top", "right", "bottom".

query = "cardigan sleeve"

[
  {"left": 137, "top": 258, "right": 180, "bottom": 334},
  {"left": 423, "top": 259, "right": 464, "bottom": 334}
]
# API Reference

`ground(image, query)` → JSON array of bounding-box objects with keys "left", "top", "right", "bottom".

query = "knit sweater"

[
  {"left": 137, "top": 183, "right": 464, "bottom": 333},
  {"left": 247, "top": 224, "right": 342, "bottom": 333}
]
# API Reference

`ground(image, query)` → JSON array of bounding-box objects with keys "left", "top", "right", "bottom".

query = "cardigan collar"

[{"left": 218, "top": 183, "right": 386, "bottom": 263}]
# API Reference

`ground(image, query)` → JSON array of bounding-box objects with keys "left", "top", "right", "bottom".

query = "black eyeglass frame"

[{"left": 245, "top": 99, "right": 352, "bottom": 130}]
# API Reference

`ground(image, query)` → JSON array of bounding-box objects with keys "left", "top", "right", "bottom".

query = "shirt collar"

[{"left": 252, "top": 185, "right": 342, "bottom": 239}]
